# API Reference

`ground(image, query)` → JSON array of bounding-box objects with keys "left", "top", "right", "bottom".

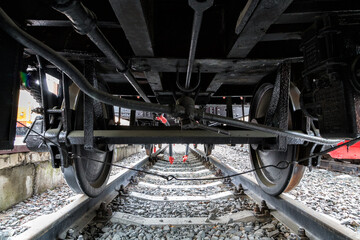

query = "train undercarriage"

[{"left": 0, "top": 0, "right": 360, "bottom": 197}]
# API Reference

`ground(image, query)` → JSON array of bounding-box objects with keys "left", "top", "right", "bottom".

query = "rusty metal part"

[
  {"left": 117, "top": 184, "right": 128, "bottom": 197},
  {"left": 234, "top": 184, "right": 245, "bottom": 196},
  {"left": 284, "top": 159, "right": 306, "bottom": 192},
  {"left": 215, "top": 169, "right": 223, "bottom": 177},
  {"left": 254, "top": 204, "right": 261, "bottom": 214},
  {"left": 129, "top": 176, "right": 138, "bottom": 185},
  {"left": 96, "top": 202, "right": 112, "bottom": 220},
  {"left": 319, "top": 159, "right": 360, "bottom": 176},
  {"left": 223, "top": 177, "right": 232, "bottom": 185},
  {"left": 298, "top": 227, "right": 310, "bottom": 240}
]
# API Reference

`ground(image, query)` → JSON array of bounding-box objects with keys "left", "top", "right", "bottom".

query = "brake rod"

[{"left": 185, "top": 0, "right": 213, "bottom": 90}]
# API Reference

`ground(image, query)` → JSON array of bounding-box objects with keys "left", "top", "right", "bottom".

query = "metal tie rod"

[{"left": 185, "top": 0, "right": 213, "bottom": 89}]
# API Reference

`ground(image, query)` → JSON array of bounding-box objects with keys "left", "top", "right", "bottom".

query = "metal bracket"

[{"left": 84, "top": 61, "right": 96, "bottom": 150}]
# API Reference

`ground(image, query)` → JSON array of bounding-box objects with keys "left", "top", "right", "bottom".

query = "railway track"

[{"left": 13, "top": 145, "right": 359, "bottom": 240}]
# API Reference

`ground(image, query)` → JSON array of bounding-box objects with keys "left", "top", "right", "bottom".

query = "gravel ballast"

[
  {"left": 212, "top": 144, "right": 360, "bottom": 233},
  {"left": 0, "top": 149, "right": 146, "bottom": 239}
]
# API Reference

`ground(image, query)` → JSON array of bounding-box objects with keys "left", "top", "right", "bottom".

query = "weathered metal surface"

[
  {"left": 319, "top": 159, "right": 360, "bottom": 176},
  {"left": 67, "top": 129, "right": 277, "bottom": 145},
  {"left": 109, "top": 0, "right": 163, "bottom": 94},
  {"left": 185, "top": 0, "right": 213, "bottom": 89},
  {"left": 131, "top": 57, "right": 282, "bottom": 73},
  {"left": 228, "top": 0, "right": 294, "bottom": 58},
  {"left": 0, "top": 144, "right": 29, "bottom": 154},
  {"left": 27, "top": 20, "right": 121, "bottom": 28},
  {"left": 260, "top": 32, "right": 302, "bottom": 42},
  {"left": 235, "top": 0, "right": 260, "bottom": 35}
]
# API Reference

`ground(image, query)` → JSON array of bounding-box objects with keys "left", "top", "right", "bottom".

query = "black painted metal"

[
  {"left": 185, "top": 0, "right": 213, "bottom": 89},
  {"left": 0, "top": 28, "right": 22, "bottom": 150},
  {"left": 27, "top": 19, "right": 121, "bottom": 28},
  {"left": 109, "top": 0, "right": 163, "bottom": 95},
  {"left": 226, "top": 98, "right": 233, "bottom": 119},
  {"left": 263, "top": 62, "right": 291, "bottom": 151},
  {"left": 84, "top": 62, "right": 95, "bottom": 150},
  {"left": 37, "top": 56, "right": 51, "bottom": 130},
  {"left": 129, "top": 110, "right": 136, "bottom": 126},
  {"left": 191, "top": 148, "right": 357, "bottom": 240}
]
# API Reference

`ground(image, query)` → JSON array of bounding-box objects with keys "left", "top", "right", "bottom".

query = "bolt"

[
  {"left": 129, "top": 176, "right": 138, "bottom": 185},
  {"left": 118, "top": 185, "right": 128, "bottom": 196},
  {"left": 260, "top": 200, "right": 269, "bottom": 213},
  {"left": 254, "top": 204, "right": 260, "bottom": 214},
  {"left": 298, "top": 227, "right": 310, "bottom": 240},
  {"left": 234, "top": 184, "right": 245, "bottom": 196},
  {"left": 97, "top": 202, "right": 112, "bottom": 219},
  {"left": 223, "top": 177, "right": 232, "bottom": 185}
]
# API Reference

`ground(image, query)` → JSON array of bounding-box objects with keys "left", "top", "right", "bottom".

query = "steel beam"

[
  {"left": 276, "top": 10, "right": 360, "bottom": 24},
  {"left": 109, "top": 0, "right": 163, "bottom": 95},
  {"left": 27, "top": 20, "right": 121, "bottom": 28},
  {"left": 131, "top": 57, "right": 283, "bottom": 73},
  {"left": 206, "top": 0, "right": 294, "bottom": 94},
  {"left": 260, "top": 32, "right": 302, "bottom": 42},
  {"left": 229, "top": 0, "right": 294, "bottom": 58},
  {"left": 66, "top": 129, "right": 277, "bottom": 145}
]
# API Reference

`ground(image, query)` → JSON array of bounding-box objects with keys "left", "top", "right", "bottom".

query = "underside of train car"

[{"left": 0, "top": 0, "right": 359, "bottom": 197}]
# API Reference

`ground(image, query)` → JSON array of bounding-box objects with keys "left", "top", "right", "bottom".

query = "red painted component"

[
  {"left": 329, "top": 141, "right": 360, "bottom": 159},
  {"left": 154, "top": 146, "right": 156, "bottom": 153},
  {"left": 169, "top": 156, "right": 174, "bottom": 164},
  {"left": 183, "top": 155, "right": 188, "bottom": 163},
  {"left": 156, "top": 115, "right": 167, "bottom": 124}
]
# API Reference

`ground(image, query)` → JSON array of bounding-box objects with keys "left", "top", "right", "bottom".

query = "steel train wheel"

[
  {"left": 249, "top": 83, "right": 305, "bottom": 196},
  {"left": 63, "top": 83, "right": 114, "bottom": 197}
]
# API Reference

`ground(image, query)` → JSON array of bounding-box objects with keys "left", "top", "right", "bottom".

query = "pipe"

[
  {"left": 185, "top": 12, "right": 202, "bottom": 89},
  {"left": 52, "top": 0, "right": 150, "bottom": 103},
  {"left": 0, "top": 7, "right": 182, "bottom": 115},
  {"left": 200, "top": 112, "right": 341, "bottom": 145}
]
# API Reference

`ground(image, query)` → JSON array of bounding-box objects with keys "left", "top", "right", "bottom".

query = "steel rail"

[
  {"left": 13, "top": 147, "right": 166, "bottom": 240},
  {"left": 190, "top": 148, "right": 360, "bottom": 240}
]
